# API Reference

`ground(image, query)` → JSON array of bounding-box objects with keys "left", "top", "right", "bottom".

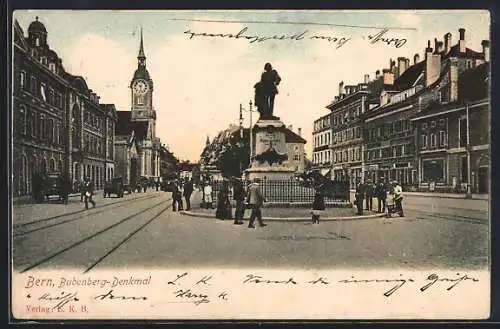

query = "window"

[
  {"left": 49, "top": 63, "right": 56, "bottom": 73},
  {"left": 459, "top": 117, "right": 467, "bottom": 147},
  {"left": 422, "top": 122, "right": 428, "bottom": 130},
  {"left": 48, "top": 88, "right": 54, "bottom": 105},
  {"left": 430, "top": 133, "right": 437, "bottom": 148},
  {"left": 421, "top": 134, "right": 428, "bottom": 149},
  {"left": 461, "top": 156, "right": 468, "bottom": 183},
  {"left": 41, "top": 57, "right": 48, "bottom": 65},
  {"left": 19, "top": 106, "right": 27, "bottom": 135},
  {"left": 431, "top": 120, "right": 436, "bottom": 128},
  {"left": 55, "top": 123, "right": 60, "bottom": 145},
  {"left": 47, "top": 119, "right": 53, "bottom": 143},
  {"left": 29, "top": 111, "right": 35, "bottom": 137},
  {"left": 40, "top": 83, "right": 47, "bottom": 102},
  {"left": 439, "top": 131, "right": 446, "bottom": 147},
  {"left": 440, "top": 87, "right": 450, "bottom": 103},
  {"left": 30, "top": 76, "right": 37, "bottom": 95},
  {"left": 293, "top": 154, "right": 300, "bottom": 161},
  {"left": 20, "top": 71, "right": 26, "bottom": 90},
  {"left": 439, "top": 119, "right": 445, "bottom": 127}
]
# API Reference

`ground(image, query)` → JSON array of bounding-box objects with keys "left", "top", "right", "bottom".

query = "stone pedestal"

[{"left": 245, "top": 118, "right": 295, "bottom": 181}]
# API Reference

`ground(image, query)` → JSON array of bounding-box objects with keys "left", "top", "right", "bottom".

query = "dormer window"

[
  {"left": 41, "top": 57, "right": 48, "bottom": 65},
  {"left": 49, "top": 63, "right": 56, "bottom": 73}
]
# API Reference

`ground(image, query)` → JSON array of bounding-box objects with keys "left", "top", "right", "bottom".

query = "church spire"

[
  {"left": 137, "top": 26, "right": 146, "bottom": 64},
  {"left": 205, "top": 135, "right": 210, "bottom": 146}
]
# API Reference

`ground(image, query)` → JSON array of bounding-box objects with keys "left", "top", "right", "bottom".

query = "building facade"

[
  {"left": 411, "top": 62, "right": 489, "bottom": 193},
  {"left": 363, "top": 29, "right": 488, "bottom": 188},
  {"left": 311, "top": 113, "right": 332, "bottom": 176},
  {"left": 12, "top": 17, "right": 116, "bottom": 197},
  {"left": 327, "top": 79, "right": 374, "bottom": 187},
  {"left": 115, "top": 29, "right": 161, "bottom": 186}
]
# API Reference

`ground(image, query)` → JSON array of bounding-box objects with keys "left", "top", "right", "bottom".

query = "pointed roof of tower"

[
  {"left": 138, "top": 26, "right": 146, "bottom": 59},
  {"left": 206, "top": 135, "right": 210, "bottom": 145}
]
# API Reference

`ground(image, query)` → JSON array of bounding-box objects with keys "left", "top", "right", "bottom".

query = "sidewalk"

[
  {"left": 181, "top": 191, "right": 386, "bottom": 222},
  {"left": 349, "top": 190, "right": 488, "bottom": 200}
]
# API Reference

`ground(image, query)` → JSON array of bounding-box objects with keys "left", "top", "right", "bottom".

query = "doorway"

[{"left": 478, "top": 166, "right": 489, "bottom": 194}]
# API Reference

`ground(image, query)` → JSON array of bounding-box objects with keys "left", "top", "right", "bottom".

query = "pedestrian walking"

[
  {"left": 365, "top": 179, "right": 374, "bottom": 211},
  {"left": 232, "top": 178, "right": 245, "bottom": 225},
  {"left": 183, "top": 179, "right": 194, "bottom": 211},
  {"left": 354, "top": 180, "right": 364, "bottom": 216},
  {"left": 393, "top": 181, "right": 404, "bottom": 217},
  {"left": 203, "top": 181, "right": 213, "bottom": 209},
  {"left": 59, "top": 175, "right": 70, "bottom": 205},
  {"left": 80, "top": 180, "right": 85, "bottom": 202},
  {"left": 246, "top": 178, "right": 266, "bottom": 228},
  {"left": 83, "top": 176, "right": 96, "bottom": 210},
  {"left": 171, "top": 182, "right": 180, "bottom": 211},
  {"left": 216, "top": 180, "right": 232, "bottom": 220},
  {"left": 311, "top": 183, "right": 325, "bottom": 224},
  {"left": 374, "top": 179, "right": 387, "bottom": 213}
]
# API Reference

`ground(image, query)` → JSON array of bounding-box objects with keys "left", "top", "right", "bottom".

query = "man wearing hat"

[
  {"left": 246, "top": 177, "right": 267, "bottom": 228},
  {"left": 232, "top": 177, "right": 245, "bottom": 225}
]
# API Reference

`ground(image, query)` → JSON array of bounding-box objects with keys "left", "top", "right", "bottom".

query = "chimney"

[
  {"left": 482, "top": 40, "right": 490, "bottom": 62},
  {"left": 444, "top": 32, "right": 452, "bottom": 53},
  {"left": 434, "top": 39, "right": 443, "bottom": 54},
  {"left": 414, "top": 53, "right": 420, "bottom": 64},
  {"left": 397, "top": 57, "right": 409, "bottom": 77},
  {"left": 382, "top": 69, "right": 394, "bottom": 85},
  {"left": 288, "top": 124, "right": 293, "bottom": 131},
  {"left": 390, "top": 59, "right": 397, "bottom": 75},
  {"left": 375, "top": 70, "right": 380, "bottom": 79},
  {"left": 449, "top": 58, "right": 458, "bottom": 102},
  {"left": 298, "top": 128, "right": 302, "bottom": 136},
  {"left": 426, "top": 40, "right": 441, "bottom": 87},
  {"left": 459, "top": 28, "right": 466, "bottom": 53},
  {"left": 338, "top": 81, "right": 344, "bottom": 96},
  {"left": 364, "top": 74, "right": 369, "bottom": 83}
]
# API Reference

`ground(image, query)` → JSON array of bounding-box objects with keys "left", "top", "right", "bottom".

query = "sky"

[{"left": 13, "top": 10, "right": 490, "bottom": 162}]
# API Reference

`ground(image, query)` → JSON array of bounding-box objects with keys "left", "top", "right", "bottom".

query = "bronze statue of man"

[{"left": 254, "top": 63, "right": 281, "bottom": 120}]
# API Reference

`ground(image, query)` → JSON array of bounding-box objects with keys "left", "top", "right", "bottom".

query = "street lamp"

[
  {"left": 466, "top": 102, "right": 472, "bottom": 198},
  {"left": 240, "top": 100, "right": 258, "bottom": 167}
]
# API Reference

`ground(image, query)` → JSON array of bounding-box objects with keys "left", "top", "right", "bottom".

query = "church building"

[{"left": 114, "top": 29, "right": 161, "bottom": 187}]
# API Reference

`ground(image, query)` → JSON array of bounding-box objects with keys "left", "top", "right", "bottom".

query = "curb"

[{"left": 180, "top": 210, "right": 387, "bottom": 222}]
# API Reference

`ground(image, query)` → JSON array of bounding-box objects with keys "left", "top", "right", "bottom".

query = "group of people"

[
  {"left": 200, "top": 178, "right": 267, "bottom": 228},
  {"left": 171, "top": 178, "right": 194, "bottom": 212},
  {"left": 354, "top": 178, "right": 404, "bottom": 217}
]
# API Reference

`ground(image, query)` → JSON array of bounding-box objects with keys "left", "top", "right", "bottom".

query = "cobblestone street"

[{"left": 12, "top": 190, "right": 489, "bottom": 272}]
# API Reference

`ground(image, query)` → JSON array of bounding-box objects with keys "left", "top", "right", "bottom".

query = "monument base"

[{"left": 245, "top": 166, "right": 295, "bottom": 181}]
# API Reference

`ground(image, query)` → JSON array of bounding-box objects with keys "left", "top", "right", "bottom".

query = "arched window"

[
  {"left": 59, "top": 160, "right": 64, "bottom": 173},
  {"left": 19, "top": 105, "right": 27, "bottom": 135},
  {"left": 41, "top": 158, "right": 47, "bottom": 173},
  {"left": 49, "top": 158, "right": 56, "bottom": 172}
]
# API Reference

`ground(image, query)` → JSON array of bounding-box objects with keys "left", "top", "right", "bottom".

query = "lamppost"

[{"left": 240, "top": 100, "right": 258, "bottom": 167}]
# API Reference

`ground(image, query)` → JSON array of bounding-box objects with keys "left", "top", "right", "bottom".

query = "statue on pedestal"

[{"left": 254, "top": 63, "right": 281, "bottom": 120}]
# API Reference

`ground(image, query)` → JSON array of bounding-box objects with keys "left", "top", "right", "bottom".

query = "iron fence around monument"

[{"left": 208, "top": 179, "right": 350, "bottom": 206}]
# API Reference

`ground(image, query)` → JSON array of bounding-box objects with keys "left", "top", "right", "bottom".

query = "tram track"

[
  {"left": 13, "top": 192, "right": 159, "bottom": 229},
  {"left": 415, "top": 212, "right": 488, "bottom": 225},
  {"left": 20, "top": 198, "right": 170, "bottom": 273},
  {"left": 13, "top": 193, "right": 161, "bottom": 237}
]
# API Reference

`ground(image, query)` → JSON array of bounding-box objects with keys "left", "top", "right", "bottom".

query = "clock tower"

[{"left": 130, "top": 27, "right": 155, "bottom": 127}]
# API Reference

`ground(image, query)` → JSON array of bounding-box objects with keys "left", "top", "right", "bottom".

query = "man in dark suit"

[
  {"left": 365, "top": 179, "right": 374, "bottom": 211},
  {"left": 183, "top": 179, "right": 194, "bottom": 211},
  {"left": 375, "top": 178, "right": 388, "bottom": 213},
  {"left": 232, "top": 178, "right": 245, "bottom": 225}
]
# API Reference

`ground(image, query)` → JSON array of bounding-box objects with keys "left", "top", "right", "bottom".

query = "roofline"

[
  {"left": 326, "top": 90, "right": 369, "bottom": 110},
  {"left": 410, "top": 100, "right": 489, "bottom": 121}
]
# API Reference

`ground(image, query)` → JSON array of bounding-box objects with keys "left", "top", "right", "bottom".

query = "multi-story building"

[
  {"left": 12, "top": 17, "right": 116, "bottom": 197},
  {"left": 363, "top": 29, "right": 488, "bottom": 188},
  {"left": 311, "top": 113, "right": 332, "bottom": 176},
  {"left": 326, "top": 76, "right": 383, "bottom": 187},
  {"left": 411, "top": 60, "right": 489, "bottom": 193}
]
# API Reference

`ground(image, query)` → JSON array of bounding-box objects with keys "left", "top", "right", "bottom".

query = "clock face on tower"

[{"left": 134, "top": 80, "right": 148, "bottom": 94}]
